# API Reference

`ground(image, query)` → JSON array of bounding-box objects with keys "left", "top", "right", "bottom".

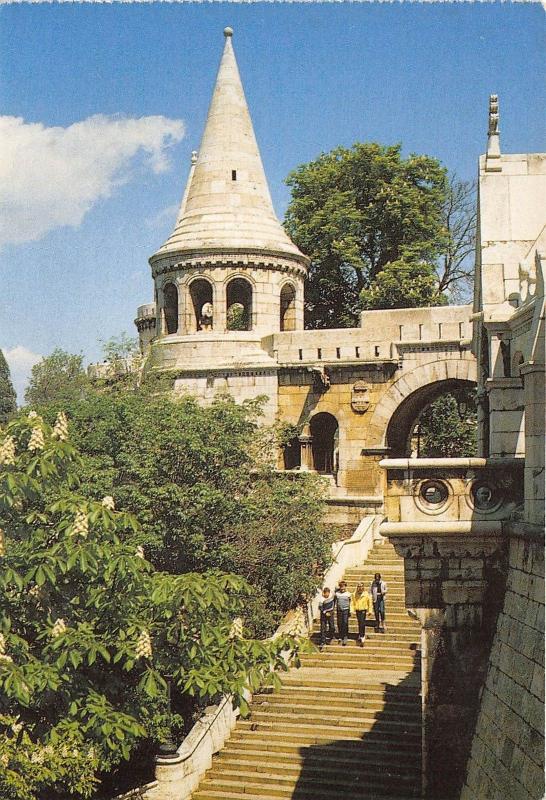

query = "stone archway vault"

[{"left": 365, "top": 359, "right": 478, "bottom": 451}]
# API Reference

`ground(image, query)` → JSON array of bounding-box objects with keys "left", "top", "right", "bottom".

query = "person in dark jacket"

[
  {"left": 371, "top": 573, "right": 388, "bottom": 632},
  {"left": 318, "top": 587, "right": 336, "bottom": 650}
]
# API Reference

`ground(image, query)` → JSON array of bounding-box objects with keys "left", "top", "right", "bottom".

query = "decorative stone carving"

[
  {"left": 488, "top": 94, "right": 499, "bottom": 135},
  {"left": 351, "top": 381, "right": 370, "bottom": 413}
]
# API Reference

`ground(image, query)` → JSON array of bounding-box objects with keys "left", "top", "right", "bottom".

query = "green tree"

[
  {"left": 25, "top": 349, "right": 90, "bottom": 408},
  {"left": 0, "top": 349, "right": 17, "bottom": 423},
  {"left": 284, "top": 142, "right": 449, "bottom": 327},
  {"left": 0, "top": 412, "right": 304, "bottom": 800},
  {"left": 416, "top": 390, "right": 477, "bottom": 458},
  {"left": 34, "top": 391, "right": 330, "bottom": 636},
  {"left": 360, "top": 258, "right": 446, "bottom": 310}
]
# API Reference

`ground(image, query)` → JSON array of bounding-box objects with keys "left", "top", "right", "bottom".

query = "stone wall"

[{"left": 460, "top": 529, "right": 545, "bottom": 800}]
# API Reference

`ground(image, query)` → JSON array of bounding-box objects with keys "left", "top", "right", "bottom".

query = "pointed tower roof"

[{"left": 154, "top": 28, "right": 306, "bottom": 262}]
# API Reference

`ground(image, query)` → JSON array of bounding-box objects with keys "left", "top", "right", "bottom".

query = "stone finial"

[
  {"left": 224, "top": 27, "right": 233, "bottom": 38},
  {"left": 191, "top": 150, "right": 198, "bottom": 165},
  {"left": 486, "top": 94, "right": 502, "bottom": 172},
  {"left": 488, "top": 94, "right": 499, "bottom": 136}
]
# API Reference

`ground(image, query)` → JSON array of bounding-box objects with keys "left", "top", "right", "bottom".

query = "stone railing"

[
  {"left": 380, "top": 456, "right": 524, "bottom": 537},
  {"left": 118, "top": 513, "right": 383, "bottom": 800}
]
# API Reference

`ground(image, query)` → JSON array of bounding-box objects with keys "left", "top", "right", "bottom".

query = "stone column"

[
  {"left": 298, "top": 424, "right": 314, "bottom": 472},
  {"left": 522, "top": 363, "right": 545, "bottom": 526}
]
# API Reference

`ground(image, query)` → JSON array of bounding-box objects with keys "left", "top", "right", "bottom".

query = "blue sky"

[{"left": 0, "top": 3, "right": 544, "bottom": 400}]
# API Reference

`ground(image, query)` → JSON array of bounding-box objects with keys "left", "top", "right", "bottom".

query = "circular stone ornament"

[
  {"left": 469, "top": 481, "right": 501, "bottom": 513},
  {"left": 414, "top": 479, "right": 452, "bottom": 515}
]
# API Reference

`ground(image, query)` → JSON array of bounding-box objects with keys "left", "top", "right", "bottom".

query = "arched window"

[
  {"left": 226, "top": 278, "right": 252, "bottom": 331},
  {"left": 163, "top": 283, "right": 178, "bottom": 335},
  {"left": 280, "top": 283, "right": 296, "bottom": 331},
  {"left": 189, "top": 279, "right": 214, "bottom": 332},
  {"left": 310, "top": 413, "right": 339, "bottom": 474}
]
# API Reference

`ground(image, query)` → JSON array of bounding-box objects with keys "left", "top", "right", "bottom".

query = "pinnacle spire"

[{"left": 156, "top": 29, "right": 304, "bottom": 261}]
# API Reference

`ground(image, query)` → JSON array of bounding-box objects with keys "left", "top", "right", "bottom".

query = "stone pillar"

[
  {"left": 522, "top": 363, "right": 545, "bottom": 526},
  {"left": 298, "top": 424, "right": 314, "bottom": 472},
  {"left": 486, "top": 377, "right": 525, "bottom": 457}
]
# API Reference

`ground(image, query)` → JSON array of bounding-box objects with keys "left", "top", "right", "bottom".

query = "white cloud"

[
  {"left": 3, "top": 345, "right": 42, "bottom": 405},
  {"left": 0, "top": 114, "right": 185, "bottom": 248},
  {"left": 145, "top": 203, "right": 180, "bottom": 229}
]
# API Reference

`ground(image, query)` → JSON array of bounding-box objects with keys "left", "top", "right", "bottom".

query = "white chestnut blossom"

[
  {"left": 229, "top": 617, "right": 244, "bottom": 639},
  {"left": 101, "top": 496, "right": 115, "bottom": 510},
  {"left": 135, "top": 629, "right": 153, "bottom": 659},
  {"left": 52, "top": 411, "right": 69, "bottom": 441},
  {"left": 72, "top": 511, "right": 89, "bottom": 537},
  {"left": 28, "top": 427, "right": 45, "bottom": 451},
  {"left": 0, "top": 436, "right": 16, "bottom": 465},
  {"left": 51, "top": 618, "right": 67, "bottom": 638}
]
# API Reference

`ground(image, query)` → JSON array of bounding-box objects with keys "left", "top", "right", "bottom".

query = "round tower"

[{"left": 143, "top": 28, "right": 308, "bottom": 372}]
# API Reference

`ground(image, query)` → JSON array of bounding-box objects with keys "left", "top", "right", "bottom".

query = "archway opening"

[
  {"left": 163, "top": 283, "right": 178, "bottom": 335},
  {"left": 226, "top": 278, "right": 252, "bottom": 331},
  {"left": 280, "top": 283, "right": 296, "bottom": 332},
  {"left": 310, "top": 412, "right": 339, "bottom": 474},
  {"left": 386, "top": 379, "right": 477, "bottom": 458},
  {"left": 189, "top": 279, "right": 213, "bottom": 332}
]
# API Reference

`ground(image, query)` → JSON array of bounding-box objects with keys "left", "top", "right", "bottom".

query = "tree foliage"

[
  {"left": 285, "top": 142, "right": 449, "bottom": 327},
  {"left": 0, "top": 350, "right": 17, "bottom": 423},
  {"left": 0, "top": 413, "right": 306, "bottom": 799},
  {"left": 27, "top": 390, "right": 330, "bottom": 637},
  {"left": 24, "top": 350, "right": 90, "bottom": 408},
  {"left": 285, "top": 145, "right": 477, "bottom": 323},
  {"left": 360, "top": 258, "right": 447, "bottom": 311},
  {"left": 416, "top": 389, "right": 477, "bottom": 458}
]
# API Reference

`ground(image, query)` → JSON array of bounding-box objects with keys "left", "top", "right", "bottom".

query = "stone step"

[
  {"left": 237, "top": 715, "right": 421, "bottom": 737},
  {"left": 281, "top": 675, "right": 420, "bottom": 692},
  {"left": 248, "top": 700, "right": 421, "bottom": 723},
  {"left": 222, "top": 741, "right": 421, "bottom": 765},
  {"left": 310, "top": 630, "right": 419, "bottom": 642},
  {"left": 205, "top": 766, "right": 420, "bottom": 793},
  {"left": 229, "top": 728, "right": 421, "bottom": 750},
  {"left": 212, "top": 755, "right": 421, "bottom": 779},
  {"left": 256, "top": 693, "right": 421, "bottom": 713},
  {"left": 262, "top": 685, "right": 421, "bottom": 704},
  {"left": 302, "top": 657, "right": 419, "bottom": 669},
  {"left": 193, "top": 788, "right": 420, "bottom": 800},
  {"left": 197, "top": 775, "right": 421, "bottom": 799}
]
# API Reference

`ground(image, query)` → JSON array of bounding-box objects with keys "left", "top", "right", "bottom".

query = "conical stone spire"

[{"left": 156, "top": 28, "right": 305, "bottom": 261}]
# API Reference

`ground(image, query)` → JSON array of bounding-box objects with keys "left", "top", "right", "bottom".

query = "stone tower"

[{"left": 137, "top": 28, "right": 308, "bottom": 411}]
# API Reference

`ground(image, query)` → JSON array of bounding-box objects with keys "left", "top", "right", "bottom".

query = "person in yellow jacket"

[{"left": 351, "top": 582, "right": 373, "bottom": 647}]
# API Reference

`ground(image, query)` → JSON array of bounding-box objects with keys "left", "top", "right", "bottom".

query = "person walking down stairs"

[
  {"left": 351, "top": 582, "right": 373, "bottom": 646},
  {"left": 335, "top": 581, "right": 352, "bottom": 646},
  {"left": 318, "top": 587, "right": 336, "bottom": 650},
  {"left": 372, "top": 572, "right": 388, "bottom": 632}
]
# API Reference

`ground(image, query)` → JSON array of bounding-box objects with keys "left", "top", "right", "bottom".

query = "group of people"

[{"left": 318, "top": 574, "right": 388, "bottom": 649}]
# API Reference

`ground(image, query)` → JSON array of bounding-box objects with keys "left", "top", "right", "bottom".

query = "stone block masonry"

[{"left": 460, "top": 531, "right": 545, "bottom": 800}]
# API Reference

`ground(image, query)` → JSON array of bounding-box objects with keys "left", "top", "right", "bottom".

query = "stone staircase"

[{"left": 192, "top": 541, "right": 422, "bottom": 800}]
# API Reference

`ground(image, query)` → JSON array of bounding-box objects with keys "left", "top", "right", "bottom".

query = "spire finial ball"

[{"left": 224, "top": 27, "right": 233, "bottom": 38}]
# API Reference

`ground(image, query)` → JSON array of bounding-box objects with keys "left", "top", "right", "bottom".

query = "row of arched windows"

[{"left": 162, "top": 278, "right": 297, "bottom": 334}]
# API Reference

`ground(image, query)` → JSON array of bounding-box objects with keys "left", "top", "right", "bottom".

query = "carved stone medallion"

[{"left": 351, "top": 381, "right": 370, "bottom": 413}]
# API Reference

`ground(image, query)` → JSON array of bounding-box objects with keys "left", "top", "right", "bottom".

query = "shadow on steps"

[{"left": 290, "top": 666, "right": 422, "bottom": 800}]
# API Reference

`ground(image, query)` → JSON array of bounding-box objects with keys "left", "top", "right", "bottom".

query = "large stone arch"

[{"left": 365, "top": 359, "right": 478, "bottom": 454}]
